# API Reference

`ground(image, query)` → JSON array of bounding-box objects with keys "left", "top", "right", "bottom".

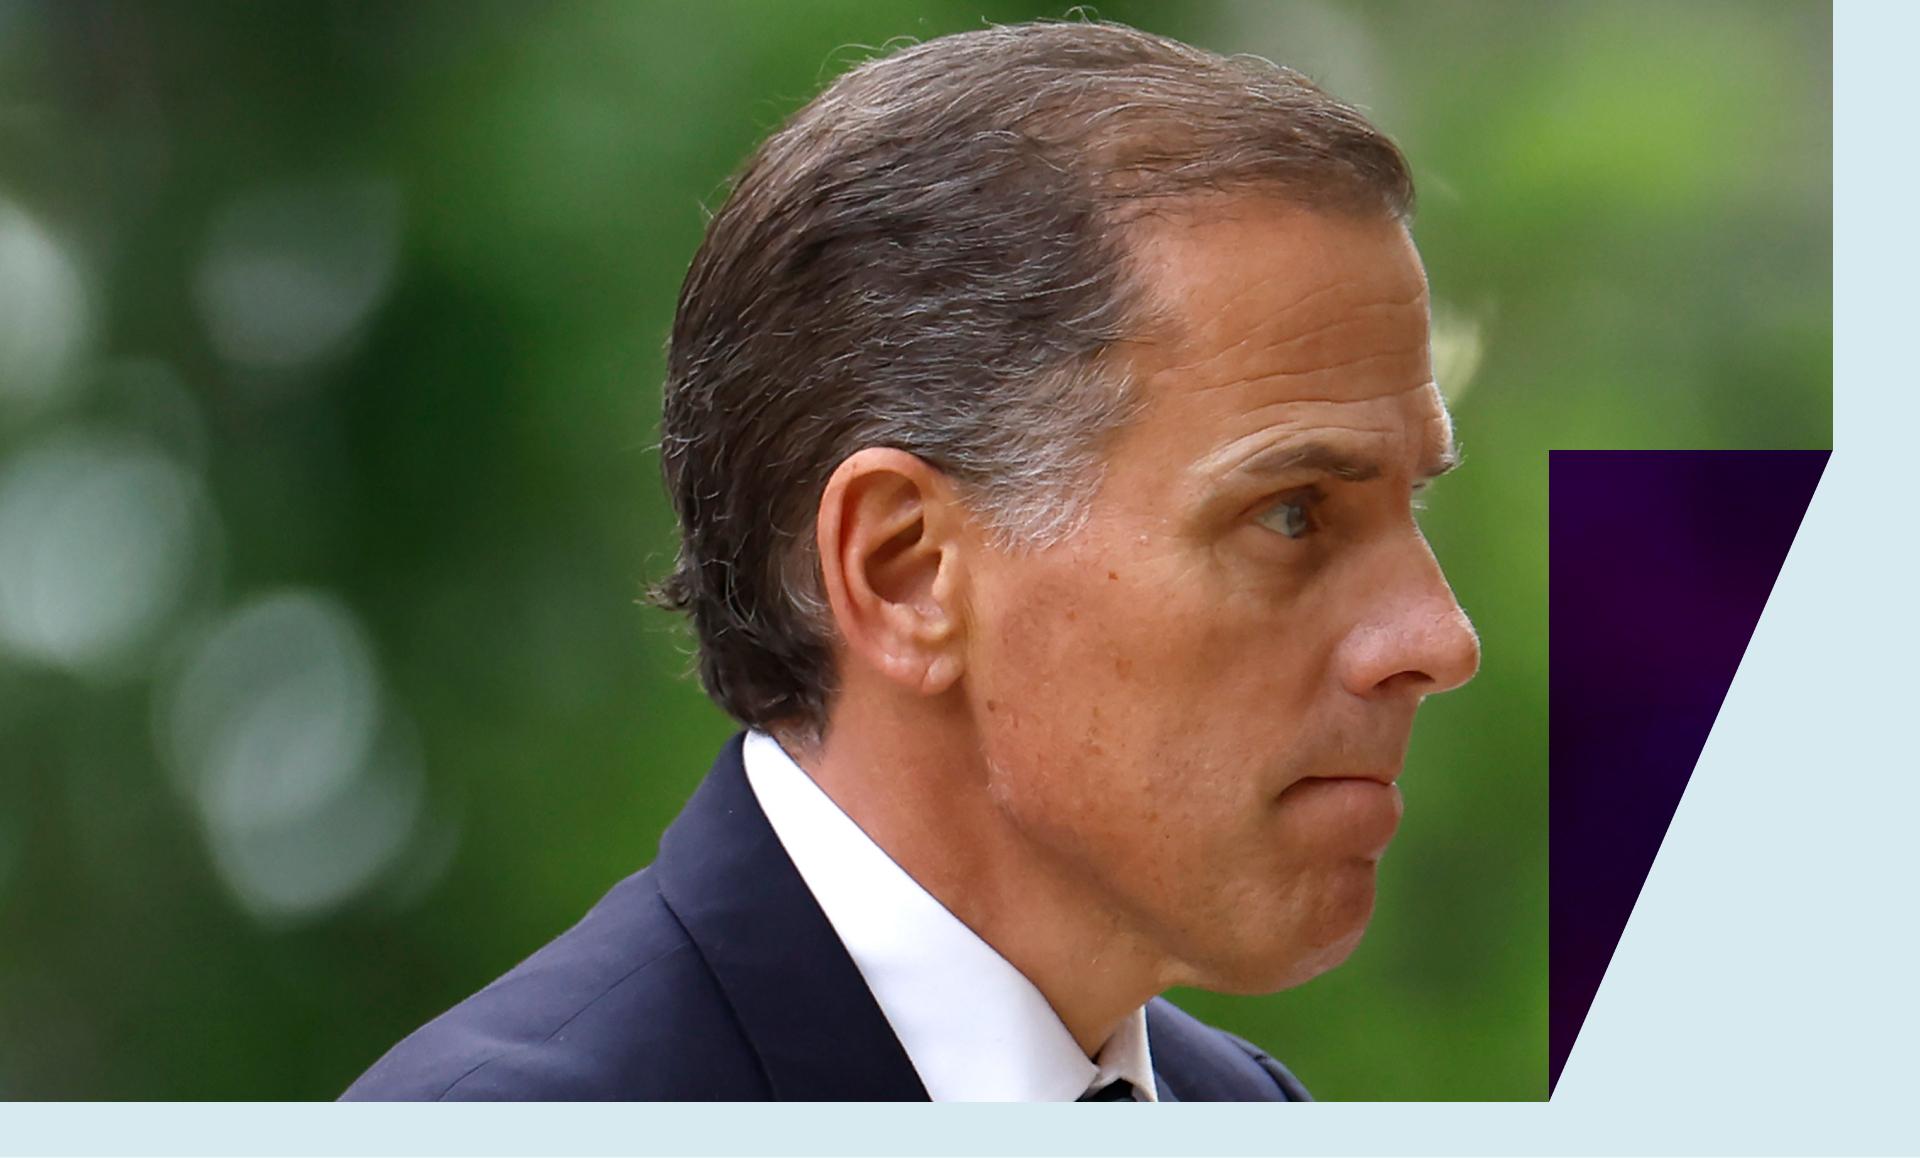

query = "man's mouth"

[{"left": 1297, "top": 768, "right": 1399, "bottom": 788}]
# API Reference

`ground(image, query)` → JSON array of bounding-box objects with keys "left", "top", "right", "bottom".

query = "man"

[{"left": 344, "top": 19, "right": 1477, "bottom": 1102}]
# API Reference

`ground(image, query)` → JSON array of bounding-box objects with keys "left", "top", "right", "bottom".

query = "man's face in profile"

[{"left": 958, "top": 201, "right": 1480, "bottom": 995}]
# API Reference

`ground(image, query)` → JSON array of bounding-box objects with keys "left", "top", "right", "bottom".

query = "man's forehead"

[
  {"left": 1191, "top": 382, "right": 1459, "bottom": 485},
  {"left": 1119, "top": 202, "right": 1433, "bottom": 405},
  {"left": 1125, "top": 201, "right": 1429, "bottom": 323}
]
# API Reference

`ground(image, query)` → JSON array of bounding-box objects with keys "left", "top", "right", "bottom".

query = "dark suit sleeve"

[
  {"left": 340, "top": 869, "right": 772, "bottom": 1101},
  {"left": 1220, "top": 1030, "right": 1313, "bottom": 1101},
  {"left": 1143, "top": 997, "right": 1311, "bottom": 1101}
]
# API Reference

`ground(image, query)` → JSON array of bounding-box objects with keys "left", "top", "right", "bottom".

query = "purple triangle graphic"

[{"left": 1549, "top": 449, "right": 1827, "bottom": 1095}]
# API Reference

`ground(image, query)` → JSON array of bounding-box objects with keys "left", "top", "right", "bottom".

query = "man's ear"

[{"left": 815, "top": 448, "right": 969, "bottom": 697}]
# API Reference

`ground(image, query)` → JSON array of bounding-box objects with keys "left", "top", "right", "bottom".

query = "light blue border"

[{"left": 9, "top": 2, "right": 1907, "bottom": 1154}]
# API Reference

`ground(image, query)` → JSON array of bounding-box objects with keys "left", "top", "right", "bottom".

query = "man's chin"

[
  {"left": 1203, "top": 933, "right": 1366, "bottom": 996},
  {"left": 1188, "top": 877, "right": 1379, "bottom": 994}
]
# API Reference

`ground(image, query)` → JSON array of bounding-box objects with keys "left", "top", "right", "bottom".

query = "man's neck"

[{"left": 784, "top": 698, "right": 1170, "bottom": 1057}]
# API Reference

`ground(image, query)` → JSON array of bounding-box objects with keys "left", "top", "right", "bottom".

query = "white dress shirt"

[{"left": 741, "top": 730, "right": 1157, "bottom": 1102}]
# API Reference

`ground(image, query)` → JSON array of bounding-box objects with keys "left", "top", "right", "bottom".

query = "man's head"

[{"left": 656, "top": 21, "right": 1477, "bottom": 995}]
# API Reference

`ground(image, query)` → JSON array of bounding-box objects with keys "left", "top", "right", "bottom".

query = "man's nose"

[{"left": 1339, "top": 543, "right": 1481, "bottom": 700}]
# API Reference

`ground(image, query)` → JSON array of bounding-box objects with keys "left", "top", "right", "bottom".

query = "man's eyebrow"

[
  {"left": 1228, "top": 439, "right": 1461, "bottom": 485},
  {"left": 1421, "top": 443, "right": 1462, "bottom": 484}
]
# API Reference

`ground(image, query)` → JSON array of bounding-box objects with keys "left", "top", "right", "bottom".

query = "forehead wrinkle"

[
  {"left": 1144, "top": 352, "right": 1434, "bottom": 423},
  {"left": 1250, "top": 343, "right": 1430, "bottom": 382},
  {"left": 1137, "top": 340, "right": 1430, "bottom": 401},
  {"left": 1144, "top": 286, "right": 1436, "bottom": 366},
  {"left": 1166, "top": 259, "right": 1425, "bottom": 335},
  {"left": 1231, "top": 276, "right": 1358, "bottom": 323},
  {"left": 1128, "top": 237, "right": 1426, "bottom": 344},
  {"left": 1127, "top": 202, "right": 1427, "bottom": 309},
  {"left": 1241, "top": 288, "right": 1430, "bottom": 349},
  {"left": 1186, "top": 384, "right": 1455, "bottom": 486},
  {"left": 1120, "top": 213, "right": 1432, "bottom": 408},
  {"left": 1215, "top": 378, "right": 1438, "bottom": 431},
  {"left": 1138, "top": 297, "right": 1431, "bottom": 393}
]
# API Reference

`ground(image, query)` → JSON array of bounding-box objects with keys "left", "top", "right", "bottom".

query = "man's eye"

[{"left": 1256, "top": 494, "right": 1319, "bottom": 539}]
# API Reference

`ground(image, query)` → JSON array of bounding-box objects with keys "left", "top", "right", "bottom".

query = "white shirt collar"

[{"left": 740, "top": 730, "right": 1157, "bottom": 1102}]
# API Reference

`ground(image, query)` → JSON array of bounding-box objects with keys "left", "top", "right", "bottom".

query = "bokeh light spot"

[
  {"left": 0, "top": 196, "right": 91, "bottom": 417},
  {"left": 159, "top": 590, "right": 429, "bottom": 922},
  {"left": 0, "top": 430, "right": 207, "bottom": 675},
  {"left": 192, "top": 179, "right": 402, "bottom": 375},
  {"left": 1431, "top": 302, "right": 1487, "bottom": 406}
]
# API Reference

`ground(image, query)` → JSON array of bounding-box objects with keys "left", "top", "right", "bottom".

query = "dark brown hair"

[{"left": 653, "top": 20, "right": 1412, "bottom": 742}]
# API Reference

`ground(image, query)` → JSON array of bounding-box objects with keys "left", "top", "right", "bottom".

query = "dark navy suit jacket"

[{"left": 342, "top": 735, "right": 1310, "bottom": 1101}]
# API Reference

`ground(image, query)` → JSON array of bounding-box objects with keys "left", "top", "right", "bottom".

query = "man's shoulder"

[
  {"left": 340, "top": 867, "right": 769, "bottom": 1101},
  {"left": 1146, "top": 997, "right": 1312, "bottom": 1102}
]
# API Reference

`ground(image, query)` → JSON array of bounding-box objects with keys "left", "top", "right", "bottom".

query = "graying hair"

[{"left": 653, "top": 20, "right": 1413, "bottom": 743}]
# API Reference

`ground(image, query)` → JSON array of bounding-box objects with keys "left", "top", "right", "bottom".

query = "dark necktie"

[{"left": 1078, "top": 1078, "right": 1137, "bottom": 1101}]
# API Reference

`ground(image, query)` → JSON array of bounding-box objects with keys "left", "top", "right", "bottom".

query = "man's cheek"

[{"left": 986, "top": 568, "right": 1114, "bottom": 669}]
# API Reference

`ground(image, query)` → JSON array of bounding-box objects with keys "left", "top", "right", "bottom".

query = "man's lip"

[{"left": 1295, "top": 770, "right": 1400, "bottom": 787}]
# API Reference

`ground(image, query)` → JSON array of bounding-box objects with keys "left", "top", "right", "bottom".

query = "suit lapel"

[
  {"left": 654, "top": 733, "right": 929, "bottom": 1101},
  {"left": 1153, "top": 1071, "right": 1182, "bottom": 1102}
]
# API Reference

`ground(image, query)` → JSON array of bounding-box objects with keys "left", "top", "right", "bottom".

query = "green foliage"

[{"left": 0, "top": 1, "right": 1827, "bottom": 1099}]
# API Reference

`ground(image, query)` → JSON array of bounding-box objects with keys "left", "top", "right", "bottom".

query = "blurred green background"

[{"left": 0, "top": 1, "right": 1828, "bottom": 1100}]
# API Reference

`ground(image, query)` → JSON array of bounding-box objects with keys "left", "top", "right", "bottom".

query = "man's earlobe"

[{"left": 816, "top": 448, "right": 968, "bottom": 698}]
